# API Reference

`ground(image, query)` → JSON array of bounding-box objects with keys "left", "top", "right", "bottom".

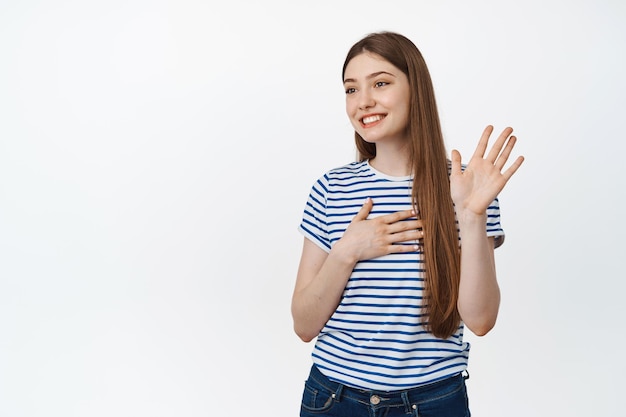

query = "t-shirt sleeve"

[
  {"left": 486, "top": 197, "right": 505, "bottom": 248},
  {"left": 298, "top": 175, "right": 332, "bottom": 253}
]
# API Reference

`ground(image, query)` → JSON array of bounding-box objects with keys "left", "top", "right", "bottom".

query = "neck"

[{"left": 368, "top": 142, "right": 411, "bottom": 177}]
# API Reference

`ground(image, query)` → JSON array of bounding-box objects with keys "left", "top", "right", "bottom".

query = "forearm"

[
  {"left": 292, "top": 202, "right": 423, "bottom": 342},
  {"left": 456, "top": 212, "right": 500, "bottom": 336},
  {"left": 291, "top": 242, "right": 357, "bottom": 342}
]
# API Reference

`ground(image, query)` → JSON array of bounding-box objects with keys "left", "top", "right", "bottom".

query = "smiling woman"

[
  {"left": 291, "top": 31, "right": 524, "bottom": 417},
  {"left": 0, "top": 1, "right": 624, "bottom": 416},
  {"left": 343, "top": 53, "right": 411, "bottom": 163}
]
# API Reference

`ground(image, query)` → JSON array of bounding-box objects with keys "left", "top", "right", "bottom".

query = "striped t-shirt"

[{"left": 298, "top": 160, "right": 505, "bottom": 391}]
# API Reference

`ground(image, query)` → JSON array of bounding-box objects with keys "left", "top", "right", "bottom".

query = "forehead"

[{"left": 344, "top": 52, "right": 401, "bottom": 80}]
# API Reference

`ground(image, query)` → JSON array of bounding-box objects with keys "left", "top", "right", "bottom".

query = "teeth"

[{"left": 363, "top": 115, "right": 383, "bottom": 124}]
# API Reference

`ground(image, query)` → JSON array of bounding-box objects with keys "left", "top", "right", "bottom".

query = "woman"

[{"left": 292, "top": 31, "right": 524, "bottom": 416}]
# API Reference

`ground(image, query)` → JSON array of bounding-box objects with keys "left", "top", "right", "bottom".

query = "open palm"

[{"left": 450, "top": 126, "right": 524, "bottom": 215}]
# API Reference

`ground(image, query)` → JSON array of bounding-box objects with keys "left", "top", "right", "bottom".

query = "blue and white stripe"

[{"left": 298, "top": 160, "right": 504, "bottom": 391}]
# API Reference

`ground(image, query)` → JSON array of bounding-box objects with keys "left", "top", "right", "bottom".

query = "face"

[{"left": 343, "top": 52, "right": 411, "bottom": 146}]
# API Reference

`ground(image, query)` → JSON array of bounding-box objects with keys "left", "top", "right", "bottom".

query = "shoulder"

[
  {"left": 314, "top": 160, "right": 373, "bottom": 185},
  {"left": 325, "top": 160, "right": 370, "bottom": 178},
  {"left": 306, "top": 161, "right": 374, "bottom": 199}
]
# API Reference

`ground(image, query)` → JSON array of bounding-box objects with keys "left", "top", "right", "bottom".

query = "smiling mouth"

[{"left": 361, "top": 114, "right": 385, "bottom": 126}]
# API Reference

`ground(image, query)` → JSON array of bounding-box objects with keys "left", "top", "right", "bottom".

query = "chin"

[{"left": 357, "top": 133, "right": 381, "bottom": 144}]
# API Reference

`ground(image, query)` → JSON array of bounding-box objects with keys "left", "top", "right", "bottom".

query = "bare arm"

[
  {"left": 451, "top": 125, "right": 524, "bottom": 336},
  {"left": 457, "top": 216, "right": 499, "bottom": 336},
  {"left": 291, "top": 239, "right": 356, "bottom": 342},
  {"left": 291, "top": 198, "right": 423, "bottom": 342}
]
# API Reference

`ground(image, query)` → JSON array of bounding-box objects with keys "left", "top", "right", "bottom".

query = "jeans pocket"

[
  {"left": 411, "top": 378, "right": 470, "bottom": 417},
  {"left": 300, "top": 378, "right": 336, "bottom": 414}
]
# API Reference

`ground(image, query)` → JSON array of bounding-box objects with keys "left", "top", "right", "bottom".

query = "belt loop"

[
  {"left": 402, "top": 390, "right": 419, "bottom": 416},
  {"left": 401, "top": 391, "right": 411, "bottom": 413},
  {"left": 333, "top": 383, "right": 344, "bottom": 402},
  {"left": 462, "top": 370, "right": 470, "bottom": 380}
]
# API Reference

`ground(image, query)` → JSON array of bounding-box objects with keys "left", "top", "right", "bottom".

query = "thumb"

[
  {"left": 451, "top": 150, "right": 462, "bottom": 176},
  {"left": 352, "top": 197, "right": 373, "bottom": 222}
]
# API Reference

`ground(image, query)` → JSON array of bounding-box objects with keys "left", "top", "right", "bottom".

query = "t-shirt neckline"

[{"left": 366, "top": 159, "right": 413, "bottom": 182}]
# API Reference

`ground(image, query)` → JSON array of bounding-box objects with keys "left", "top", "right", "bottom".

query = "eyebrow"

[{"left": 343, "top": 71, "right": 396, "bottom": 84}]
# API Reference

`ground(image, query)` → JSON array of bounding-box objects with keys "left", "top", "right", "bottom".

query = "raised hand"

[
  {"left": 336, "top": 198, "right": 423, "bottom": 262},
  {"left": 450, "top": 125, "right": 524, "bottom": 216}
]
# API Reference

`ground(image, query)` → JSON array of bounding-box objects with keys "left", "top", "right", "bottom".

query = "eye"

[
  {"left": 375, "top": 81, "right": 389, "bottom": 88},
  {"left": 345, "top": 87, "right": 356, "bottom": 94}
]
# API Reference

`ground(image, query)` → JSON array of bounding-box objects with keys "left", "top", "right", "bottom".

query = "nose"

[{"left": 358, "top": 90, "right": 375, "bottom": 110}]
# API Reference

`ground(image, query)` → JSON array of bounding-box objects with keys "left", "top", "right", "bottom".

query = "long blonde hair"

[{"left": 342, "top": 32, "right": 461, "bottom": 339}]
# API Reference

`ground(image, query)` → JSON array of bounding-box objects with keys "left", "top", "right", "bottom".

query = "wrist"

[
  {"left": 456, "top": 208, "right": 487, "bottom": 227},
  {"left": 330, "top": 240, "right": 359, "bottom": 266}
]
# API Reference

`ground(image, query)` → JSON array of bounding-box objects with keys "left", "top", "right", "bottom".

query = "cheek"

[
  {"left": 389, "top": 94, "right": 411, "bottom": 122},
  {"left": 348, "top": 116, "right": 361, "bottom": 131},
  {"left": 345, "top": 103, "right": 362, "bottom": 130},
  {"left": 345, "top": 98, "right": 357, "bottom": 117}
]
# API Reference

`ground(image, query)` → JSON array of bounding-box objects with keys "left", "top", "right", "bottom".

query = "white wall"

[{"left": 1, "top": 0, "right": 624, "bottom": 415}]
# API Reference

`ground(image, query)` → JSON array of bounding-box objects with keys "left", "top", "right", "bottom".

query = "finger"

[
  {"left": 380, "top": 208, "right": 418, "bottom": 224},
  {"left": 501, "top": 155, "right": 525, "bottom": 181},
  {"left": 485, "top": 127, "right": 513, "bottom": 163},
  {"left": 494, "top": 135, "right": 516, "bottom": 171},
  {"left": 387, "top": 219, "right": 422, "bottom": 234},
  {"left": 387, "top": 242, "right": 421, "bottom": 254},
  {"left": 389, "top": 230, "right": 424, "bottom": 243},
  {"left": 451, "top": 149, "right": 462, "bottom": 176},
  {"left": 472, "top": 125, "right": 494, "bottom": 160},
  {"left": 352, "top": 197, "right": 373, "bottom": 222}
]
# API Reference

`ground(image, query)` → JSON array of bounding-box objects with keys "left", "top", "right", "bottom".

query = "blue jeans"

[{"left": 299, "top": 365, "right": 470, "bottom": 417}]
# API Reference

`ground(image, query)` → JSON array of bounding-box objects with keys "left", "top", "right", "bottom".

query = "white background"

[{"left": 1, "top": 0, "right": 624, "bottom": 416}]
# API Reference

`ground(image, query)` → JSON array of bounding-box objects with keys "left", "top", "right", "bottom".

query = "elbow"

[
  {"left": 465, "top": 317, "right": 497, "bottom": 337},
  {"left": 291, "top": 300, "right": 322, "bottom": 342},
  {"left": 291, "top": 296, "right": 325, "bottom": 342},
  {"left": 291, "top": 306, "right": 320, "bottom": 342},
  {"left": 297, "top": 333, "right": 316, "bottom": 343},
  {"left": 293, "top": 324, "right": 318, "bottom": 343},
  {"left": 458, "top": 293, "right": 500, "bottom": 337},
  {"left": 469, "top": 324, "right": 494, "bottom": 337}
]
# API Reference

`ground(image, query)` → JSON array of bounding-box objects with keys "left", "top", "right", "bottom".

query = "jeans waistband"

[{"left": 308, "top": 364, "right": 465, "bottom": 406}]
